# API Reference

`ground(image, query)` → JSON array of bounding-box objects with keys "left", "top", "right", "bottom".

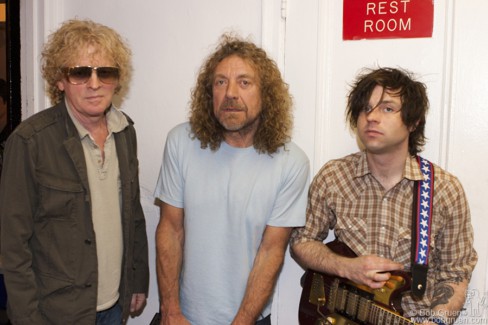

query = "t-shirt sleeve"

[
  {"left": 267, "top": 145, "right": 310, "bottom": 228},
  {"left": 154, "top": 125, "right": 186, "bottom": 209}
]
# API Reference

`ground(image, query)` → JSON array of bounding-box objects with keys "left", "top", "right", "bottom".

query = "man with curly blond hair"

[
  {"left": 0, "top": 19, "right": 148, "bottom": 324},
  {"left": 154, "top": 34, "right": 310, "bottom": 325}
]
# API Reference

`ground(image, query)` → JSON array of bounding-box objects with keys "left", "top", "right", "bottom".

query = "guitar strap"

[{"left": 411, "top": 156, "right": 434, "bottom": 298}]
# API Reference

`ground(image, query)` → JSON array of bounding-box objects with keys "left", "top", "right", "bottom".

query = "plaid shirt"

[{"left": 291, "top": 151, "right": 477, "bottom": 318}]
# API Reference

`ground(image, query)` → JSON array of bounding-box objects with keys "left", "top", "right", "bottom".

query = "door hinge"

[{"left": 281, "top": 0, "right": 288, "bottom": 19}]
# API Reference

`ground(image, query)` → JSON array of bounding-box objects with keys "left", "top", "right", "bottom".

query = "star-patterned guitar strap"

[{"left": 411, "top": 156, "right": 434, "bottom": 298}]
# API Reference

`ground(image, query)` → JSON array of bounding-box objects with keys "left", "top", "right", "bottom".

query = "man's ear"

[
  {"left": 57, "top": 80, "right": 65, "bottom": 92},
  {"left": 409, "top": 120, "right": 420, "bottom": 132}
]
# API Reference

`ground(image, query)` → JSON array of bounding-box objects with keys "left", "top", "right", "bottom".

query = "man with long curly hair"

[
  {"left": 0, "top": 19, "right": 149, "bottom": 324},
  {"left": 154, "top": 34, "right": 310, "bottom": 325},
  {"left": 290, "top": 68, "right": 477, "bottom": 325}
]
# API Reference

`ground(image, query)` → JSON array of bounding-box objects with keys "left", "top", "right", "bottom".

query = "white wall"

[{"left": 19, "top": 0, "right": 488, "bottom": 324}]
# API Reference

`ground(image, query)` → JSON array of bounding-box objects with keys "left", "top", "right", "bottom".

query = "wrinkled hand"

[
  {"left": 130, "top": 293, "right": 146, "bottom": 314},
  {"left": 161, "top": 312, "right": 191, "bottom": 325},
  {"left": 344, "top": 255, "right": 404, "bottom": 289}
]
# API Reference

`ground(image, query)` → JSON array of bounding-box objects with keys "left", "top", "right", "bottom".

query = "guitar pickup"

[{"left": 309, "top": 272, "right": 327, "bottom": 306}]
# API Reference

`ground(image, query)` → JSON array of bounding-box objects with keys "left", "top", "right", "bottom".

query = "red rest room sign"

[{"left": 343, "top": 0, "right": 434, "bottom": 40}]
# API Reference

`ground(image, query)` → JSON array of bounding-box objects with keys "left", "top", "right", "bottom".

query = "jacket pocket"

[
  {"left": 34, "top": 172, "right": 84, "bottom": 279},
  {"left": 37, "top": 172, "right": 84, "bottom": 220}
]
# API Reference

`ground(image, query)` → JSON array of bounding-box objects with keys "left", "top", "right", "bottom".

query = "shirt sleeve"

[
  {"left": 0, "top": 133, "right": 47, "bottom": 324},
  {"left": 434, "top": 175, "right": 477, "bottom": 283},
  {"left": 267, "top": 145, "right": 310, "bottom": 228},
  {"left": 290, "top": 164, "right": 333, "bottom": 246},
  {"left": 154, "top": 125, "right": 186, "bottom": 209}
]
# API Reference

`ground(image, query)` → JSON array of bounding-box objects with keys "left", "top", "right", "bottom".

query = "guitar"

[{"left": 298, "top": 240, "right": 418, "bottom": 325}]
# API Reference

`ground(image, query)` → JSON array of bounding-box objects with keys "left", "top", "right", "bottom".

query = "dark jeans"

[
  {"left": 96, "top": 303, "right": 122, "bottom": 325},
  {"left": 256, "top": 314, "right": 271, "bottom": 325}
]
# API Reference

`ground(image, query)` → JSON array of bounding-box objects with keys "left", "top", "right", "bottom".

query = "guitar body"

[{"left": 298, "top": 240, "right": 416, "bottom": 325}]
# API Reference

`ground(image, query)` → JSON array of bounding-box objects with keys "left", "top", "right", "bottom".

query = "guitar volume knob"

[{"left": 315, "top": 316, "right": 336, "bottom": 325}]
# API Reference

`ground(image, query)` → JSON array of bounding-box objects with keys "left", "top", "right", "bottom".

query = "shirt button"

[{"left": 85, "top": 239, "right": 92, "bottom": 245}]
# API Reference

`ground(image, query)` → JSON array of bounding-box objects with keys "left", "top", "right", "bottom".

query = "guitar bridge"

[{"left": 309, "top": 272, "right": 327, "bottom": 306}]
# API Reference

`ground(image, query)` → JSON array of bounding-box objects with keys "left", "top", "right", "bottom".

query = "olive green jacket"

[{"left": 0, "top": 101, "right": 149, "bottom": 324}]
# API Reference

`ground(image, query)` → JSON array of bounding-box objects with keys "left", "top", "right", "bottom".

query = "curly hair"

[
  {"left": 346, "top": 67, "right": 429, "bottom": 156},
  {"left": 189, "top": 34, "right": 293, "bottom": 154},
  {"left": 41, "top": 19, "right": 132, "bottom": 105}
]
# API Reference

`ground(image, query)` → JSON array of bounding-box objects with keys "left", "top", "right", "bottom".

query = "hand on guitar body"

[
  {"left": 291, "top": 239, "right": 404, "bottom": 290},
  {"left": 340, "top": 254, "right": 404, "bottom": 289}
]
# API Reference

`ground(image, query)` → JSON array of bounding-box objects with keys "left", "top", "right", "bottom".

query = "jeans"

[
  {"left": 256, "top": 314, "right": 271, "bottom": 325},
  {"left": 96, "top": 303, "right": 122, "bottom": 325}
]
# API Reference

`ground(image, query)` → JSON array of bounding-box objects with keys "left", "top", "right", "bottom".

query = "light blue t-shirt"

[{"left": 154, "top": 122, "right": 309, "bottom": 324}]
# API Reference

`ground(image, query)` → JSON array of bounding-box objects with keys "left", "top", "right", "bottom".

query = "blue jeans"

[
  {"left": 256, "top": 314, "right": 271, "bottom": 325},
  {"left": 96, "top": 303, "right": 122, "bottom": 325}
]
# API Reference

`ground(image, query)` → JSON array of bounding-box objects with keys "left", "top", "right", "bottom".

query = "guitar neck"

[
  {"left": 369, "top": 303, "right": 415, "bottom": 324},
  {"left": 330, "top": 278, "right": 416, "bottom": 325}
]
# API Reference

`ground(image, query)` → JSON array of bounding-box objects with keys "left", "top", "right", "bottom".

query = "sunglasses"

[{"left": 61, "top": 66, "right": 120, "bottom": 85}]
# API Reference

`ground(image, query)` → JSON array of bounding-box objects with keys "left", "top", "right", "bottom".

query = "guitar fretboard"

[
  {"left": 370, "top": 304, "right": 414, "bottom": 325},
  {"left": 328, "top": 279, "right": 415, "bottom": 325}
]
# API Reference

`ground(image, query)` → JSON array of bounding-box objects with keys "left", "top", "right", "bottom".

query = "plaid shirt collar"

[{"left": 354, "top": 151, "right": 425, "bottom": 182}]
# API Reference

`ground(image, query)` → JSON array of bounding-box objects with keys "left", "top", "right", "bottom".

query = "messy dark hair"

[
  {"left": 189, "top": 34, "right": 293, "bottom": 154},
  {"left": 346, "top": 67, "right": 429, "bottom": 156},
  {"left": 41, "top": 19, "right": 132, "bottom": 105}
]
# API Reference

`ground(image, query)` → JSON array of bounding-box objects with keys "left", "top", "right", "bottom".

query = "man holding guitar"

[{"left": 290, "top": 68, "right": 477, "bottom": 325}]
